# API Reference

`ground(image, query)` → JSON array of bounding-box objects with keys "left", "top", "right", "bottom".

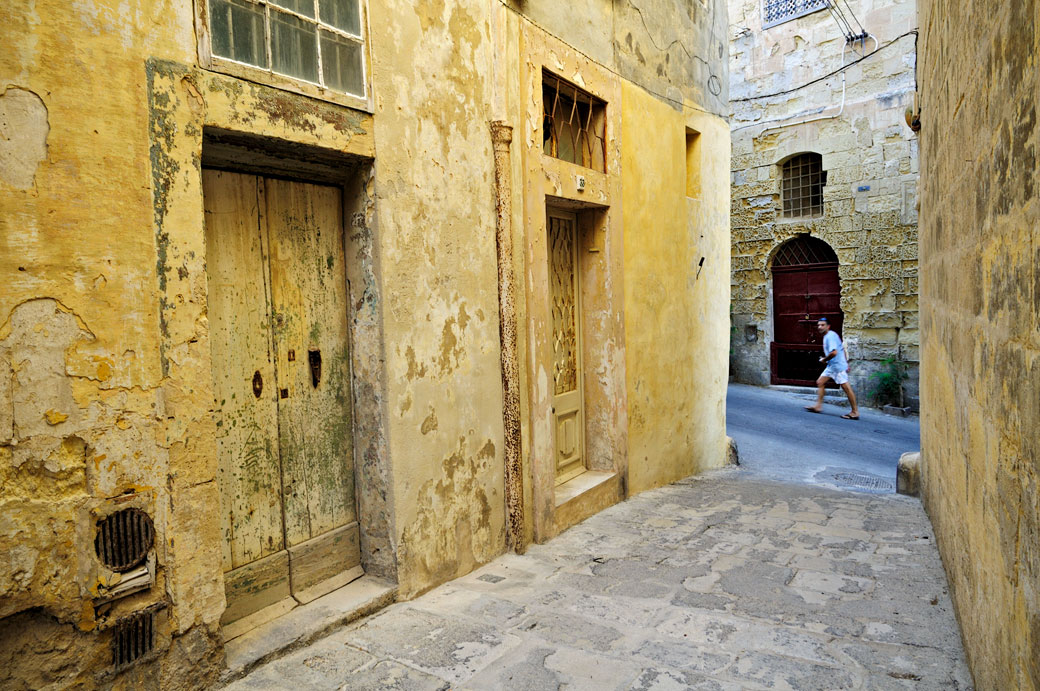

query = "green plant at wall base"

[{"left": 869, "top": 356, "right": 909, "bottom": 407}]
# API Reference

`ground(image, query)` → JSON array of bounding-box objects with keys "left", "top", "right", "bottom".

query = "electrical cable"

[
  {"left": 731, "top": 29, "right": 918, "bottom": 102},
  {"left": 628, "top": 0, "right": 724, "bottom": 99},
  {"left": 826, "top": 2, "right": 855, "bottom": 39},
  {"left": 837, "top": 0, "right": 867, "bottom": 36},
  {"left": 831, "top": 1, "right": 855, "bottom": 36}
]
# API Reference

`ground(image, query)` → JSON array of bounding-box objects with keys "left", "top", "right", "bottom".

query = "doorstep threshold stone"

[
  {"left": 555, "top": 469, "right": 615, "bottom": 507},
  {"left": 220, "top": 575, "right": 396, "bottom": 684}
]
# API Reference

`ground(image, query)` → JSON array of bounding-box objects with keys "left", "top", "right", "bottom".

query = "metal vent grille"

[
  {"left": 763, "top": 0, "right": 829, "bottom": 28},
  {"left": 95, "top": 508, "right": 154, "bottom": 572},
  {"left": 112, "top": 610, "right": 155, "bottom": 669},
  {"left": 773, "top": 236, "right": 838, "bottom": 267}
]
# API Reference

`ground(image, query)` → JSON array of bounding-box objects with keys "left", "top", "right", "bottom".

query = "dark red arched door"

[{"left": 770, "top": 236, "right": 843, "bottom": 386}]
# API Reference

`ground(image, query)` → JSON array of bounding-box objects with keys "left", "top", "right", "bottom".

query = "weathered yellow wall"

[
  {"left": 0, "top": 1, "right": 221, "bottom": 687},
  {"left": 0, "top": 0, "right": 732, "bottom": 684},
  {"left": 368, "top": 0, "right": 507, "bottom": 599},
  {"left": 622, "top": 84, "right": 731, "bottom": 494},
  {"left": 917, "top": 1, "right": 1039, "bottom": 689}
]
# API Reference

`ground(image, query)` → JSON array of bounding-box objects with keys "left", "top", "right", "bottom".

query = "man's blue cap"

[{"left": 818, "top": 317, "right": 829, "bottom": 322}]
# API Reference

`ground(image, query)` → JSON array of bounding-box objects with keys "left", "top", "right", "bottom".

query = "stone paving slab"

[{"left": 224, "top": 468, "right": 972, "bottom": 690}]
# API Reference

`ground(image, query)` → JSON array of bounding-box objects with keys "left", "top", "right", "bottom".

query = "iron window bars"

[
  {"left": 762, "top": 0, "right": 829, "bottom": 29},
  {"left": 542, "top": 72, "right": 607, "bottom": 173},
  {"left": 208, "top": 0, "right": 365, "bottom": 97},
  {"left": 782, "top": 153, "right": 825, "bottom": 219}
]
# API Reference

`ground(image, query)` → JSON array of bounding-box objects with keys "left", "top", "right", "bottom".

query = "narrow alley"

[
  {"left": 2, "top": 0, "right": 1036, "bottom": 688},
  {"left": 225, "top": 400, "right": 969, "bottom": 690}
]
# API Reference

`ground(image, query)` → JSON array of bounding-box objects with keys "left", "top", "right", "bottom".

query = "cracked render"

[{"left": 224, "top": 468, "right": 970, "bottom": 690}]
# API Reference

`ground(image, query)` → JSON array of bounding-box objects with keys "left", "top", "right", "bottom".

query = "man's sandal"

[
  {"left": 804, "top": 406, "right": 822, "bottom": 414},
  {"left": 841, "top": 413, "right": 860, "bottom": 420}
]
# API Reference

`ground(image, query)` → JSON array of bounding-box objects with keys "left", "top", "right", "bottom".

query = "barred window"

[
  {"left": 207, "top": 0, "right": 366, "bottom": 97},
  {"left": 542, "top": 72, "right": 607, "bottom": 173},
  {"left": 762, "top": 0, "right": 828, "bottom": 29},
  {"left": 782, "top": 153, "right": 825, "bottom": 218}
]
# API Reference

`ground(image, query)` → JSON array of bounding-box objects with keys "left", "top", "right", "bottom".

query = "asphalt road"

[{"left": 725, "top": 383, "right": 921, "bottom": 493}]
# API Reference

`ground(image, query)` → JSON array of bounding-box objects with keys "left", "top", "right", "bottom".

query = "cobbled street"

[{"left": 226, "top": 469, "right": 970, "bottom": 690}]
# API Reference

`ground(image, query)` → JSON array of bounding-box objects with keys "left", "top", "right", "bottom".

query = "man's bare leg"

[
  {"left": 807, "top": 375, "right": 830, "bottom": 412},
  {"left": 841, "top": 382, "right": 860, "bottom": 417}
]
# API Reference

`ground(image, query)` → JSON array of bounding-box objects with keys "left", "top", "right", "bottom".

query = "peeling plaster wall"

[
  {"left": 1, "top": 0, "right": 732, "bottom": 681},
  {"left": 728, "top": 0, "right": 920, "bottom": 404},
  {"left": 0, "top": 0, "right": 209, "bottom": 686},
  {"left": 508, "top": 0, "right": 731, "bottom": 532},
  {"left": 622, "top": 86, "right": 731, "bottom": 494},
  {"left": 367, "top": 0, "right": 507, "bottom": 598},
  {"left": 0, "top": 0, "right": 378, "bottom": 685},
  {"left": 917, "top": 1, "right": 1040, "bottom": 688}
]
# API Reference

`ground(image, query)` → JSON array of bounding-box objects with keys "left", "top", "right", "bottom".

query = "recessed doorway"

[
  {"left": 770, "top": 235, "right": 843, "bottom": 386},
  {"left": 203, "top": 169, "right": 362, "bottom": 633},
  {"left": 547, "top": 209, "right": 587, "bottom": 485}
]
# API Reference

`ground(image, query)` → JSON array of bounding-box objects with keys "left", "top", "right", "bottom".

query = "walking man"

[{"left": 804, "top": 317, "right": 860, "bottom": 419}]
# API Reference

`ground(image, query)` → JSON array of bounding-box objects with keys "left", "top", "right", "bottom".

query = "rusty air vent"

[
  {"left": 112, "top": 609, "right": 155, "bottom": 669},
  {"left": 95, "top": 508, "right": 155, "bottom": 572}
]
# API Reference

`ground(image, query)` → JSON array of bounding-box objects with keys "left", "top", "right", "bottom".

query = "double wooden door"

[
  {"left": 548, "top": 210, "right": 585, "bottom": 484},
  {"left": 203, "top": 169, "right": 360, "bottom": 629}
]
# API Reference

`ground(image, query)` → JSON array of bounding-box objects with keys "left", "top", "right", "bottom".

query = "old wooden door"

[
  {"left": 548, "top": 210, "right": 585, "bottom": 484},
  {"left": 770, "top": 236, "right": 842, "bottom": 386},
  {"left": 203, "top": 169, "right": 361, "bottom": 630}
]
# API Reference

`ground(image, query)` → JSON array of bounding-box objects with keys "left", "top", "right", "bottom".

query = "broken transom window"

[
  {"left": 762, "top": 0, "right": 828, "bottom": 29},
  {"left": 542, "top": 72, "right": 606, "bottom": 173},
  {"left": 208, "top": 0, "right": 366, "bottom": 97},
  {"left": 781, "top": 153, "right": 825, "bottom": 218}
]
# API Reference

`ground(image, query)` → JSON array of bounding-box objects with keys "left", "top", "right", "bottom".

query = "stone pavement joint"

[{"left": 224, "top": 468, "right": 971, "bottom": 690}]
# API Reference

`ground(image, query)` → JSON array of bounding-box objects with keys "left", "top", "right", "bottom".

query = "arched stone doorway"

[{"left": 770, "top": 235, "right": 842, "bottom": 385}]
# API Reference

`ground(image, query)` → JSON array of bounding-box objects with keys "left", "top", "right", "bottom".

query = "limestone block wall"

[
  {"left": 917, "top": 1, "right": 1039, "bottom": 688},
  {"left": 728, "top": 0, "right": 920, "bottom": 406}
]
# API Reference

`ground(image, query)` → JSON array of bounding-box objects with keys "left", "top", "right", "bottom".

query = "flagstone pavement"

[{"left": 223, "top": 467, "right": 971, "bottom": 690}]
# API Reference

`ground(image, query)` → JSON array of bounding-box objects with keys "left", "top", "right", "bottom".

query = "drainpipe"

[{"left": 490, "top": 120, "right": 525, "bottom": 554}]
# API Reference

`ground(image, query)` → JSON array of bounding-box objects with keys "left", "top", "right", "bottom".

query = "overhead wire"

[
  {"left": 837, "top": 0, "right": 867, "bottom": 36},
  {"left": 731, "top": 29, "right": 918, "bottom": 103},
  {"left": 826, "top": 1, "right": 855, "bottom": 39}
]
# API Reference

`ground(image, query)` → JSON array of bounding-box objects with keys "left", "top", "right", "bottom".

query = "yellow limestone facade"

[
  {"left": 0, "top": 0, "right": 730, "bottom": 686},
  {"left": 917, "top": 1, "right": 1039, "bottom": 689}
]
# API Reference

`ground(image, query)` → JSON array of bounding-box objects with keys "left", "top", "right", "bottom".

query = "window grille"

[
  {"left": 781, "top": 153, "right": 825, "bottom": 218},
  {"left": 542, "top": 72, "right": 607, "bottom": 173},
  {"left": 772, "top": 235, "right": 837, "bottom": 267},
  {"left": 762, "top": 0, "right": 829, "bottom": 29},
  {"left": 208, "top": 0, "right": 365, "bottom": 97}
]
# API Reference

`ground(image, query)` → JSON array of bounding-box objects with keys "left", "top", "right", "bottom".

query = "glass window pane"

[
  {"left": 270, "top": 0, "right": 315, "bottom": 18},
  {"left": 320, "top": 30, "right": 364, "bottom": 95},
  {"left": 319, "top": 0, "right": 361, "bottom": 35},
  {"left": 271, "top": 10, "right": 319, "bottom": 83},
  {"left": 210, "top": 0, "right": 267, "bottom": 68}
]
